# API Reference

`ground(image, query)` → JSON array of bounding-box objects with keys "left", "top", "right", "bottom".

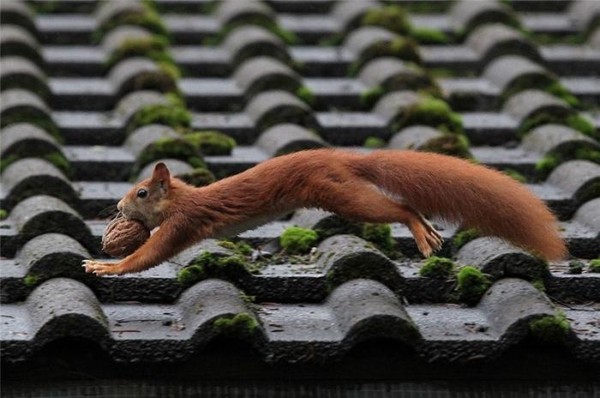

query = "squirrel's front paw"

[{"left": 83, "top": 259, "right": 122, "bottom": 276}]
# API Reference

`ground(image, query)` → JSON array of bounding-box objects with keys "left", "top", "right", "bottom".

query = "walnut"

[{"left": 102, "top": 216, "right": 150, "bottom": 258}]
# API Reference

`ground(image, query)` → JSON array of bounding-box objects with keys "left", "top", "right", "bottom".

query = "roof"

[{"left": 1, "top": 0, "right": 599, "bottom": 386}]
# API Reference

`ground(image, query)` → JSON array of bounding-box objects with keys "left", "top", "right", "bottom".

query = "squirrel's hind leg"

[{"left": 325, "top": 184, "right": 443, "bottom": 257}]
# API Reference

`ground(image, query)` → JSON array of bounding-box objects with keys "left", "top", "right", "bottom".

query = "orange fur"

[{"left": 83, "top": 149, "right": 566, "bottom": 276}]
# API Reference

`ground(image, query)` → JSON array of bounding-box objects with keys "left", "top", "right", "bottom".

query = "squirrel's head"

[{"left": 118, "top": 162, "right": 172, "bottom": 229}]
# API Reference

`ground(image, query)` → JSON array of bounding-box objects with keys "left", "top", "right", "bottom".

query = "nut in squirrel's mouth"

[{"left": 116, "top": 211, "right": 150, "bottom": 229}]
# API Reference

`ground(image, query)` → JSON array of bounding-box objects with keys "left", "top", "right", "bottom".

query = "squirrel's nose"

[{"left": 117, "top": 200, "right": 123, "bottom": 212}]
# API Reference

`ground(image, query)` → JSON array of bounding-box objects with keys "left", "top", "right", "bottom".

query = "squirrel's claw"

[
  {"left": 410, "top": 215, "right": 444, "bottom": 258},
  {"left": 82, "top": 259, "right": 121, "bottom": 276}
]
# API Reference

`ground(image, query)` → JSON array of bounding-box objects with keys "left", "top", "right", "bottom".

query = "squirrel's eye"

[{"left": 137, "top": 189, "right": 148, "bottom": 199}]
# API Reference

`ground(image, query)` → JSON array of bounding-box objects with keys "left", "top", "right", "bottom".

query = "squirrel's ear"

[{"left": 152, "top": 162, "right": 171, "bottom": 191}]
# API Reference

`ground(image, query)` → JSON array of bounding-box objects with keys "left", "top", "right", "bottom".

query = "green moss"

[
  {"left": 271, "top": 25, "right": 299, "bottom": 45},
  {"left": 23, "top": 274, "right": 39, "bottom": 287},
  {"left": 453, "top": 228, "right": 480, "bottom": 250},
  {"left": 363, "top": 136, "right": 386, "bottom": 149},
  {"left": 213, "top": 313, "right": 259, "bottom": 337},
  {"left": 545, "top": 81, "right": 580, "bottom": 108},
  {"left": 419, "top": 256, "right": 455, "bottom": 279},
  {"left": 0, "top": 151, "right": 70, "bottom": 176},
  {"left": 177, "top": 265, "right": 205, "bottom": 286},
  {"left": 0, "top": 114, "right": 61, "bottom": 142},
  {"left": 126, "top": 65, "right": 179, "bottom": 95},
  {"left": 502, "top": 169, "right": 527, "bottom": 183},
  {"left": 567, "top": 260, "right": 584, "bottom": 274},
  {"left": 361, "top": 5, "right": 411, "bottom": 35},
  {"left": 0, "top": 209, "right": 7, "bottom": 220},
  {"left": 240, "top": 293, "right": 256, "bottom": 305},
  {"left": 361, "top": 223, "right": 394, "bottom": 251},
  {"left": 535, "top": 146, "right": 600, "bottom": 178},
  {"left": 360, "top": 86, "right": 385, "bottom": 109},
  {"left": 393, "top": 96, "right": 463, "bottom": 134},
  {"left": 43, "top": 152, "right": 71, "bottom": 175},
  {"left": 295, "top": 86, "right": 314, "bottom": 106},
  {"left": 456, "top": 266, "right": 491, "bottom": 305},
  {"left": 519, "top": 111, "right": 597, "bottom": 139},
  {"left": 535, "top": 153, "right": 560, "bottom": 176},
  {"left": 218, "top": 240, "right": 253, "bottom": 256},
  {"left": 566, "top": 114, "right": 596, "bottom": 138},
  {"left": 177, "top": 167, "right": 215, "bottom": 187},
  {"left": 532, "top": 279, "right": 546, "bottom": 292},
  {"left": 177, "top": 251, "right": 223, "bottom": 285},
  {"left": 128, "top": 103, "right": 191, "bottom": 132},
  {"left": 589, "top": 259, "right": 600, "bottom": 273},
  {"left": 575, "top": 147, "right": 600, "bottom": 163},
  {"left": 280, "top": 226, "right": 319, "bottom": 254},
  {"left": 107, "top": 36, "right": 173, "bottom": 68},
  {"left": 410, "top": 27, "right": 448, "bottom": 44},
  {"left": 529, "top": 312, "right": 570, "bottom": 344},
  {"left": 184, "top": 131, "right": 236, "bottom": 156},
  {"left": 420, "top": 134, "right": 471, "bottom": 159},
  {"left": 177, "top": 248, "right": 264, "bottom": 284},
  {"left": 133, "top": 137, "right": 204, "bottom": 177}
]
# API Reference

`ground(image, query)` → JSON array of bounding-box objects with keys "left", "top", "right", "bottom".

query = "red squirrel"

[{"left": 83, "top": 149, "right": 567, "bottom": 275}]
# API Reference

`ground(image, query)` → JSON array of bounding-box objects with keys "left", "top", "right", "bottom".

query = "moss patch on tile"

[
  {"left": 0, "top": 151, "right": 71, "bottom": 176},
  {"left": 177, "top": 167, "right": 215, "bottom": 187},
  {"left": 420, "top": 134, "right": 471, "bottom": 159},
  {"left": 567, "top": 260, "right": 584, "bottom": 275},
  {"left": 361, "top": 5, "right": 411, "bottom": 35},
  {"left": 456, "top": 266, "right": 491, "bottom": 305},
  {"left": 503, "top": 169, "right": 527, "bottom": 183},
  {"left": 393, "top": 96, "right": 463, "bottom": 135},
  {"left": 184, "top": 131, "right": 236, "bottom": 156},
  {"left": 213, "top": 313, "right": 259, "bottom": 337},
  {"left": 410, "top": 27, "right": 448, "bottom": 44},
  {"left": 280, "top": 226, "right": 319, "bottom": 255},
  {"left": 529, "top": 312, "right": 570, "bottom": 344},
  {"left": 132, "top": 137, "right": 204, "bottom": 178},
  {"left": 295, "top": 86, "right": 315, "bottom": 106},
  {"left": 361, "top": 223, "right": 394, "bottom": 252},
  {"left": 128, "top": 101, "right": 190, "bottom": 134},
  {"left": 535, "top": 146, "right": 600, "bottom": 178},
  {"left": 419, "top": 256, "right": 455, "bottom": 279},
  {"left": 452, "top": 228, "right": 480, "bottom": 251},
  {"left": 107, "top": 36, "right": 173, "bottom": 69},
  {"left": 519, "top": 111, "right": 596, "bottom": 139},
  {"left": 361, "top": 86, "right": 386, "bottom": 109},
  {"left": 589, "top": 259, "right": 600, "bottom": 273},
  {"left": 363, "top": 136, "right": 386, "bottom": 149},
  {"left": 177, "top": 251, "right": 263, "bottom": 286},
  {"left": 23, "top": 274, "right": 40, "bottom": 288},
  {"left": 0, "top": 114, "right": 61, "bottom": 143}
]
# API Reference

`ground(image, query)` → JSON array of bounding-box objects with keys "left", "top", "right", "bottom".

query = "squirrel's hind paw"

[
  {"left": 410, "top": 218, "right": 444, "bottom": 257},
  {"left": 82, "top": 259, "right": 122, "bottom": 276}
]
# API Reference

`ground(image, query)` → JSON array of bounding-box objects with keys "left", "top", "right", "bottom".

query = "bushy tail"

[{"left": 362, "top": 151, "right": 567, "bottom": 260}]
